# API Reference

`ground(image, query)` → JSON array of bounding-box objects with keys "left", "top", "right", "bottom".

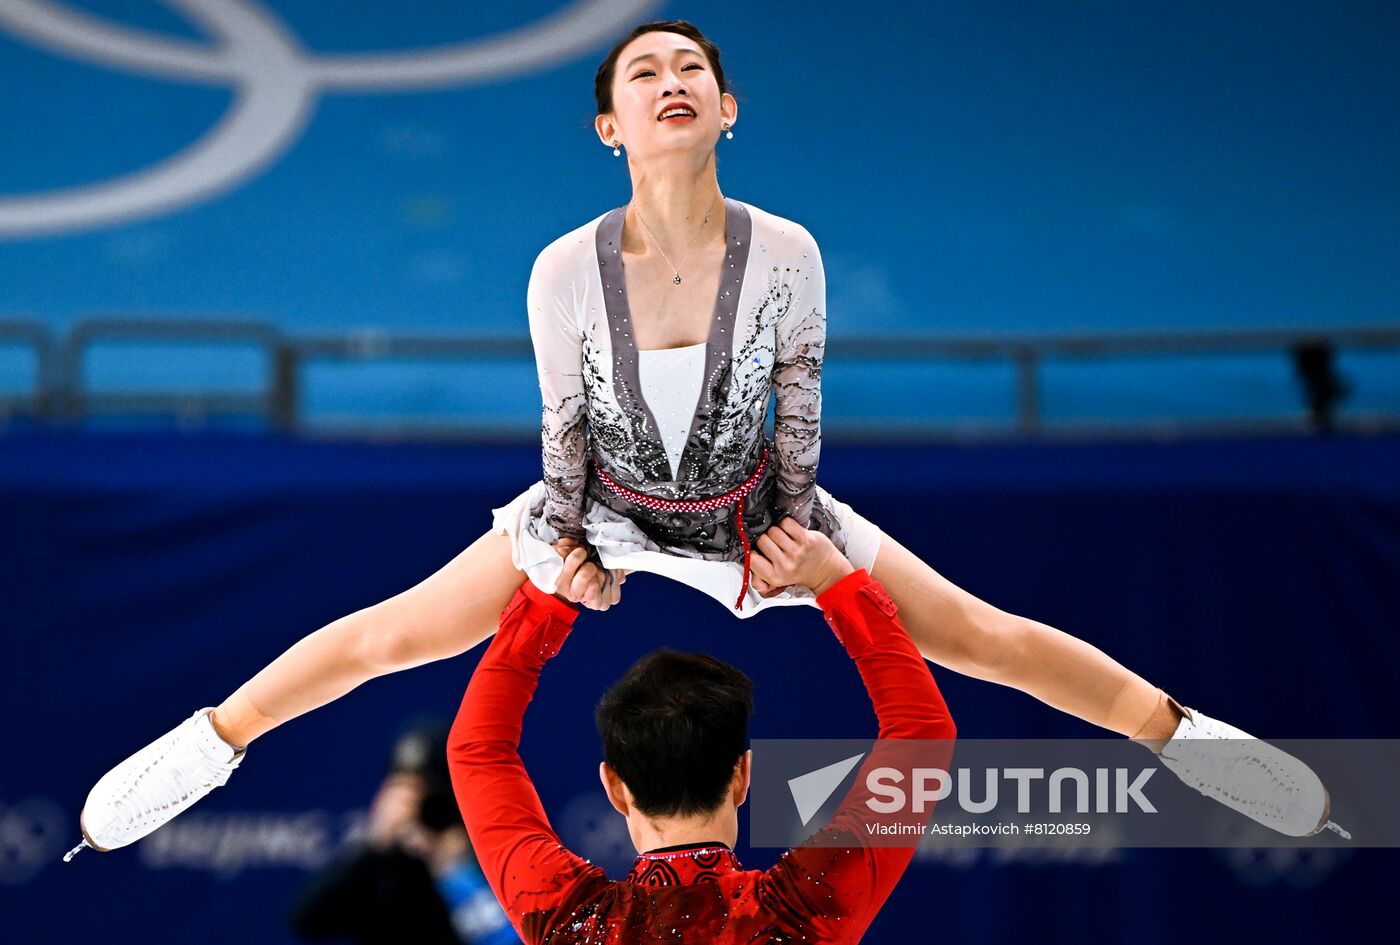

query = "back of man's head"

[{"left": 595, "top": 648, "right": 754, "bottom": 818}]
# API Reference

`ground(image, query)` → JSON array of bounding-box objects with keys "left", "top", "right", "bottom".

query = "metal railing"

[{"left": 1, "top": 317, "right": 1397, "bottom": 440}]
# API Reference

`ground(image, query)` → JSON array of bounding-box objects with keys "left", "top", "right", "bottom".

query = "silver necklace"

[{"left": 632, "top": 192, "right": 720, "bottom": 285}]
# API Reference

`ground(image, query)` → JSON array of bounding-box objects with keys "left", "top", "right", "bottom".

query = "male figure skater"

[{"left": 447, "top": 517, "right": 956, "bottom": 943}]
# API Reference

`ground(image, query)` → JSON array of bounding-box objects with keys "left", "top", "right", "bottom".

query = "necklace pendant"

[{"left": 672, "top": 274, "right": 682, "bottom": 285}]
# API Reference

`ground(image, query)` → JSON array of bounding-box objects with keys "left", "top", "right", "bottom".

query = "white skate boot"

[
  {"left": 64, "top": 707, "right": 245, "bottom": 860},
  {"left": 1158, "top": 705, "right": 1348, "bottom": 839}
]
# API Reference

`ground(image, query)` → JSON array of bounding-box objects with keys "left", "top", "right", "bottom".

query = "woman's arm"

[
  {"left": 770, "top": 231, "right": 826, "bottom": 528},
  {"left": 525, "top": 244, "right": 622, "bottom": 610},
  {"left": 526, "top": 243, "right": 589, "bottom": 544}
]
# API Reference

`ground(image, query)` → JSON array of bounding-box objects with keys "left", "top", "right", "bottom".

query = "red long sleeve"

[
  {"left": 448, "top": 569, "right": 953, "bottom": 945},
  {"left": 758, "top": 568, "right": 957, "bottom": 942},
  {"left": 446, "top": 580, "right": 607, "bottom": 942}
]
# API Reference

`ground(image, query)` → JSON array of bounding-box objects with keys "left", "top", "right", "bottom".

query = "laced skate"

[{"left": 64, "top": 707, "right": 244, "bottom": 860}]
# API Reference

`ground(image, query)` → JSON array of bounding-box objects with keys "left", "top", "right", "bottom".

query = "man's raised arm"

[
  {"left": 754, "top": 520, "right": 956, "bottom": 943},
  {"left": 446, "top": 571, "right": 606, "bottom": 943}
]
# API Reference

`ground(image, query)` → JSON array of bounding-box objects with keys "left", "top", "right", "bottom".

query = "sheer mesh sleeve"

[
  {"left": 526, "top": 245, "right": 588, "bottom": 543},
  {"left": 771, "top": 232, "right": 825, "bottom": 527}
]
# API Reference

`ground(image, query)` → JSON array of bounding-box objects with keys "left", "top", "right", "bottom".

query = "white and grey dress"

[{"left": 491, "top": 197, "right": 882, "bottom": 618}]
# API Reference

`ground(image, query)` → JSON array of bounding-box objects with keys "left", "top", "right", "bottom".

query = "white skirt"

[{"left": 491, "top": 481, "right": 883, "bottom": 619}]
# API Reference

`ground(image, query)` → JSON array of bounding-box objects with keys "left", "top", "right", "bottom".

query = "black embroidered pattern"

[{"left": 524, "top": 199, "right": 841, "bottom": 562}]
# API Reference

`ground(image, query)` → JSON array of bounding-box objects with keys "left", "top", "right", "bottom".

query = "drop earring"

[
  {"left": 723, "top": 123, "right": 733, "bottom": 140},
  {"left": 612, "top": 140, "right": 621, "bottom": 156}
]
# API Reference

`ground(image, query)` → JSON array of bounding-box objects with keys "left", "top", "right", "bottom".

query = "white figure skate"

[
  {"left": 64, "top": 707, "right": 244, "bottom": 860},
  {"left": 1159, "top": 705, "right": 1348, "bottom": 839}
]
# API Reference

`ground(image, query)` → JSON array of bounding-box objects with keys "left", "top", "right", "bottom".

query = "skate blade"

[{"left": 65, "top": 815, "right": 111, "bottom": 861}]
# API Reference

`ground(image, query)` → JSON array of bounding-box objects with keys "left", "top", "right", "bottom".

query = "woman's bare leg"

[
  {"left": 211, "top": 530, "right": 525, "bottom": 748},
  {"left": 868, "top": 531, "right": 1181, "bottom": 740}
]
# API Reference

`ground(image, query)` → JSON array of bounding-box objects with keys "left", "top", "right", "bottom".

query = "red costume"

[{"left": 447, "top": 568, "right": 956, "bottom": 944}]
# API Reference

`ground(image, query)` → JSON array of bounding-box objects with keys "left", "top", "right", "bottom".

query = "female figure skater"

[{"left": 68, "top": 19, "right": 1337, "bottom": 862}]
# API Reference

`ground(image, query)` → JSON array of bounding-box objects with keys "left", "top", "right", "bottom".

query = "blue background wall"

[
  {"left": 4, "top": 0, "right": 1399, "bottom": 334},
  {"left": 2, "top": 429, "right": 1399, "bottom": 943}
]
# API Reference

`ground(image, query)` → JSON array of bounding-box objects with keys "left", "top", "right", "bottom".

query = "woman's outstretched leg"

[
  {"left": 867, "top": 530, "right": 1178, "bottom": 739},
  {"left": 69, "top": 529, "right": 529, "bottom": 859},
  {"left": 866, "top": 529, "right": 1337, "bottom": 837},
  {"left": 212, "top": 529, "right": 526, "bottom": 748}
]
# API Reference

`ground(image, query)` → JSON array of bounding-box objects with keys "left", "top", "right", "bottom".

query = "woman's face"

[{"left": 600, "top": 31, "right": 735, "bottom": 160}]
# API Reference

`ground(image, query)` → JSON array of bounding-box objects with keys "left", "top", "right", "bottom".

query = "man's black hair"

[{"left": 595, "top": 648, "right": 754, "bottom": 818}]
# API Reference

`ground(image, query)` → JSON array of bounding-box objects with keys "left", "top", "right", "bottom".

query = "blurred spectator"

[{"left": 290, "top": 720, "right": 517, "bottom": 945}]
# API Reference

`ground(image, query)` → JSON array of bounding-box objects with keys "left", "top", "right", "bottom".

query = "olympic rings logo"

[{"left": 0, "top": 0, "right": 661, "bottom": 239}]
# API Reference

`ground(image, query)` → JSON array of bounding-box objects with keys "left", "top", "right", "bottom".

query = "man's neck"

[{"left": 631, "top": 811, "right": 736, "bottom": 855}]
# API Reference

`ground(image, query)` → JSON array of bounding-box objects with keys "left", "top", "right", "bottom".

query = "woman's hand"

[
  {"left": 749, "top": 516, "right": 854, "bottom": 598},
  {"left": 551, "top": 537, "right": 628, "bottom": 611}
]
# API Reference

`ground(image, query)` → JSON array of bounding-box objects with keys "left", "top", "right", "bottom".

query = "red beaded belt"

[{"left": 592, "top": 447, "right": 769, "bottom": 611}]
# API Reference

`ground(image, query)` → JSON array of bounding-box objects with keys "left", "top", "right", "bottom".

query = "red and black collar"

[{"left": 624, "top": 841, "right": 744, "bottom": 887}]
